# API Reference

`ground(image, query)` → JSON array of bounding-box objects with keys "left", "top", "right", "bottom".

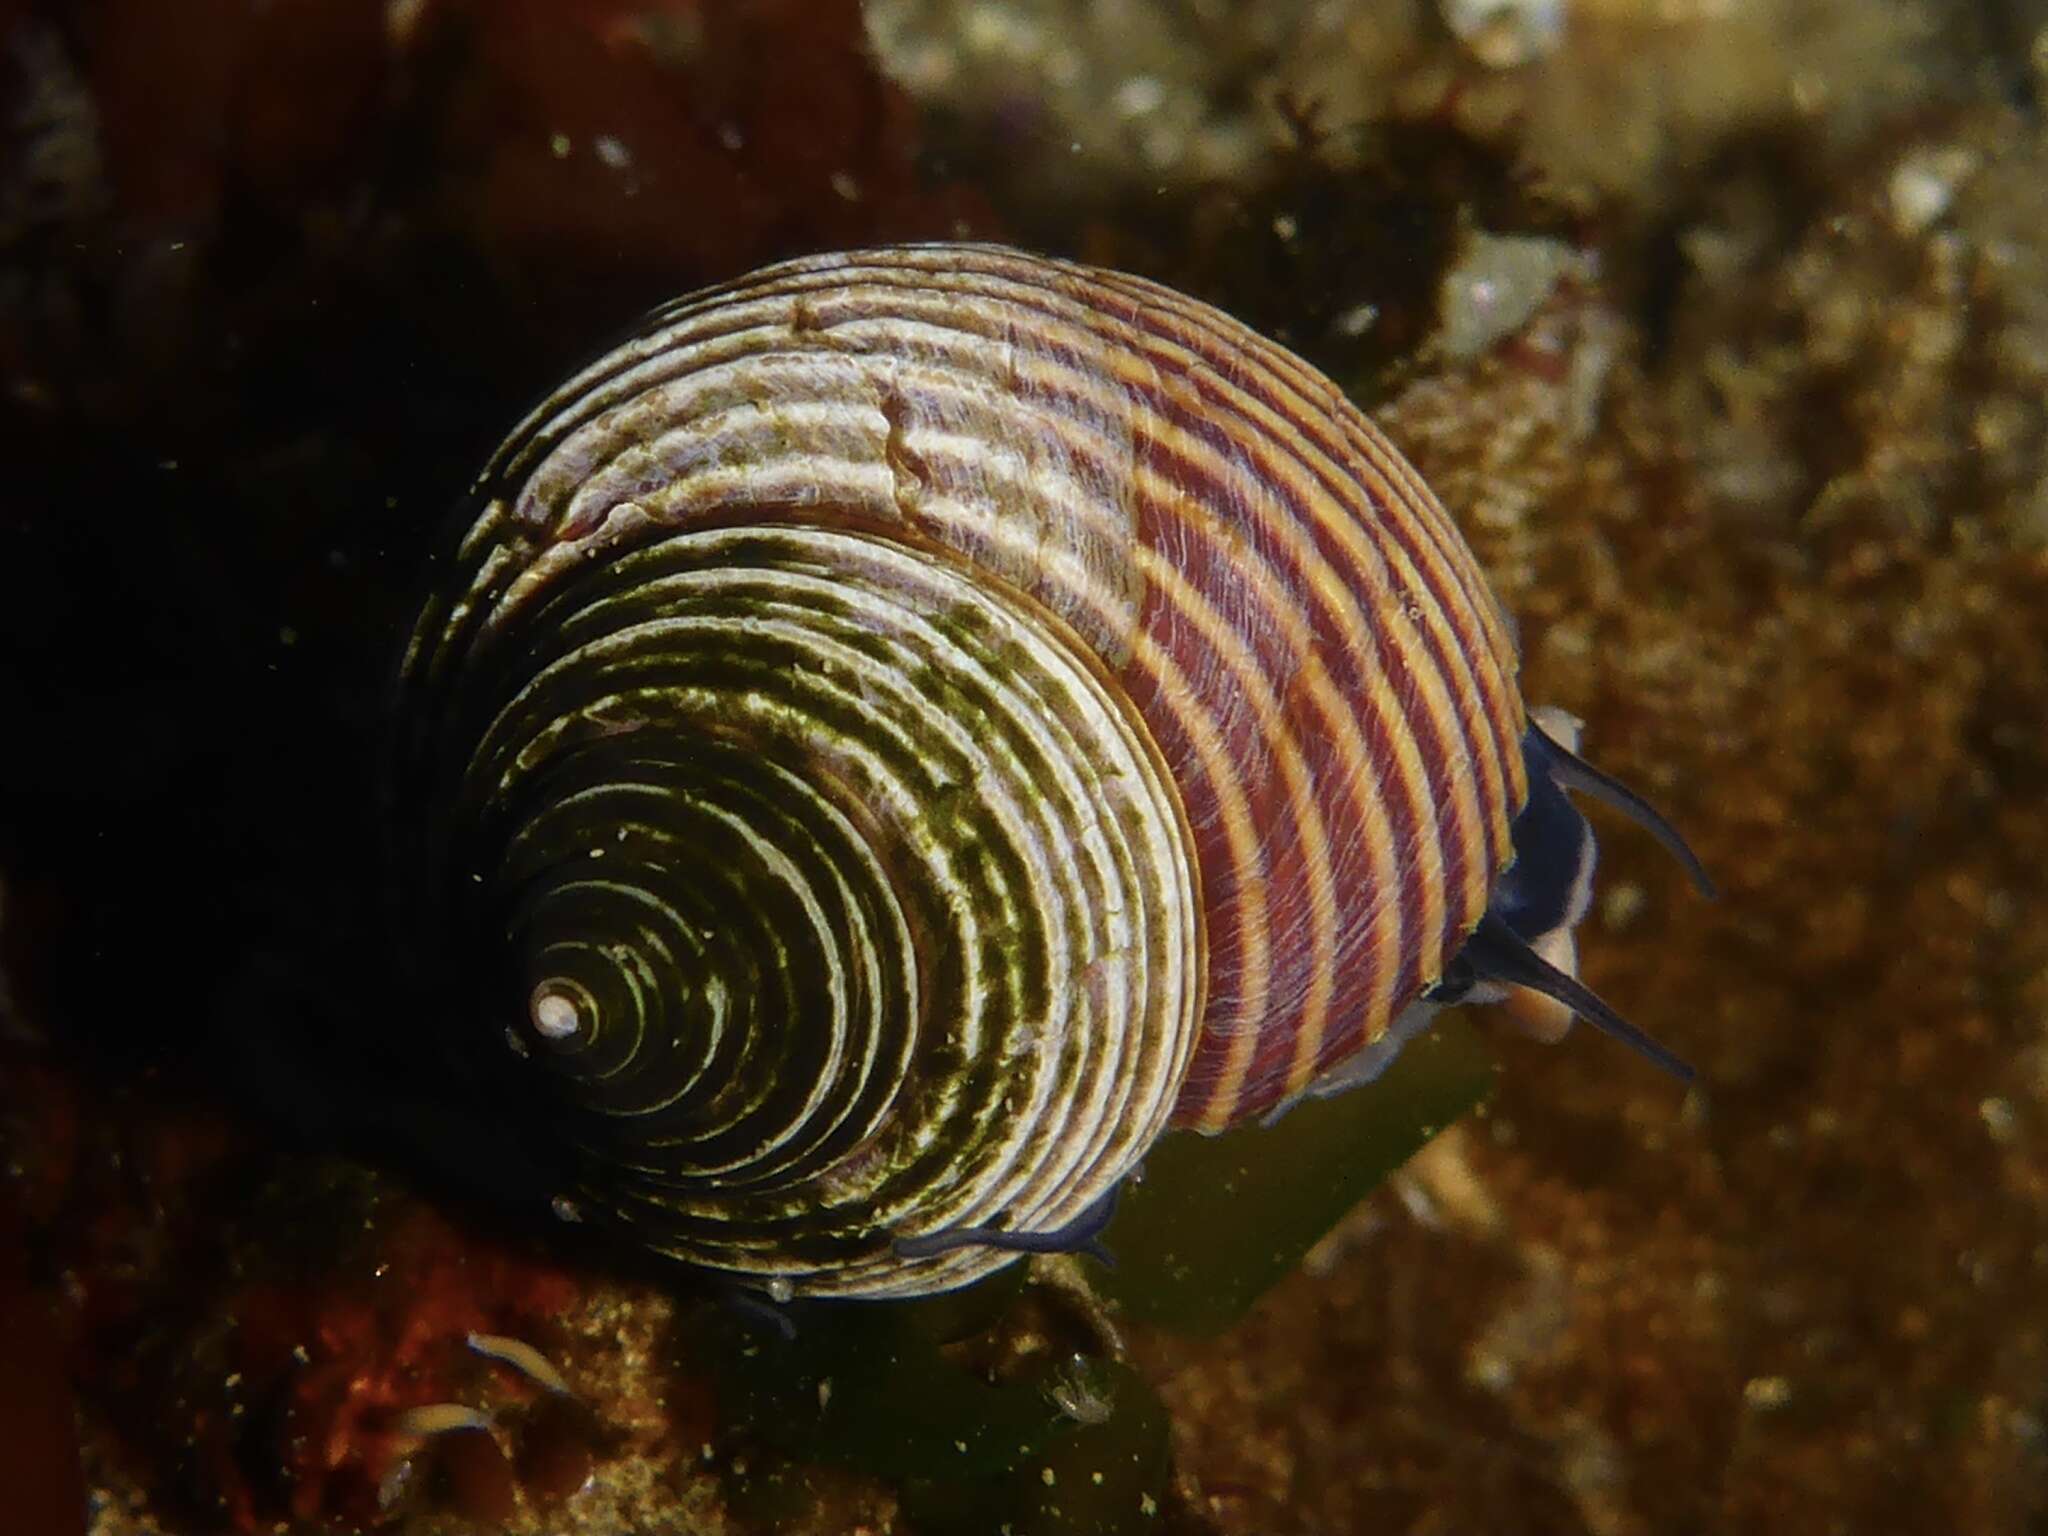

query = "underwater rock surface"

[{"left": 5, "top": 1, "right": 2048, "bottom": 1533}]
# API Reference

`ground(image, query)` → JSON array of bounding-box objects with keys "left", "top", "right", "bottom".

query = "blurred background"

[{"left": 4, "top": 1, "right": 2048, "bottom": 1532}]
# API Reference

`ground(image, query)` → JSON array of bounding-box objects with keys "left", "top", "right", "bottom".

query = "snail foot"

[{"left": 892, "top": 1181, "right": 1124, "bottom": 1268}]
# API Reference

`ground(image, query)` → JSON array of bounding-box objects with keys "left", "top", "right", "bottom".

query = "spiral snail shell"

[{"left": 394, "top": 244, "right": 1709, "bottom": 1300}]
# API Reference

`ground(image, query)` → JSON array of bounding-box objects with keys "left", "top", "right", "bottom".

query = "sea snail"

[{"left": 393, "top": 244, "right": 1711, "bottom": 1301}]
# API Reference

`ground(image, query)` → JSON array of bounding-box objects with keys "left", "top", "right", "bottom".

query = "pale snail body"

[{"left": 395, "top": 245, "right": 1702, "bottom": 1300}]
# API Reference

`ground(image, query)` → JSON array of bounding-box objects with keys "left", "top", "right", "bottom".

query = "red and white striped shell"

[{"left": 396, "top": 245, "right": 1563, "bottom": 1300}]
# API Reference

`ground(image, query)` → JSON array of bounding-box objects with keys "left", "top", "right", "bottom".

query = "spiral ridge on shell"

[{"left": 396, "top": 245, "right": 1527, "bottom": 1297}]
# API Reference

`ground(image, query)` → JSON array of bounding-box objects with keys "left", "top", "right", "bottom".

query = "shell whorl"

[{"left": 397, "top": 244, "right": 1527, "bottom": 1297}]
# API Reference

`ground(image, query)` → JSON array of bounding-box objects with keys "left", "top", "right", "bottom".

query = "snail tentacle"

[
  {"left": 1526, "top": 717, "right": 1717, "bottom": 900},
  {"left": 1457, "top": 911, "right": 1697, "bottom": 1085},
  {"left": 891, "top": 1178, "right": 1124, "bottom": 1267},
  {"left": 720, "top": 1285, "right": 800, "bottom": 1342}
]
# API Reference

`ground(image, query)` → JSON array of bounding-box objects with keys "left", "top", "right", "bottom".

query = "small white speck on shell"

[{"left": 532, "top": 988, "right": 581, "bottom": 1040}]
